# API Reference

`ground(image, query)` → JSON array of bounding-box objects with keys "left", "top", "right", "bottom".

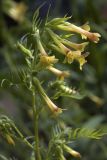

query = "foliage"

[{"left": 0, "top": 0, "right": 107, "bottom": 160}]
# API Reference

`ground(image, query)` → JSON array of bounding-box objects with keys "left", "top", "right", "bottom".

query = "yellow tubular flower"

[
  {"left": 8, "top": 2, "right": 27, "bottom": 22},
  {"left": 64, "top": 50, "right": 89, "bottom": 70},
  {"left": 47, "top": 66, "right": 70, "bottom": 80},
  {"left": 42, "top": 93, "right": 62, "bottom": 114},
  {"left": 56, "top": 22, "right": 101, "bottom": 43},
  {"left": 47, "top": 28, "right": 70, "bottom": 55},
  {"left": 36, "top": 54, "right": 58, "bottom": 71},
  {"left": 63, "top": 144, "right": 81, "bottom": 158},
  {"left": 61, "top": 39, "right": 89, "bottom": 52},
  {"left": 39, "top": 55, "right": 58, "bottom": 65},
  {"left": 33, "top": 78, "right": 62, "bottom": 115}
]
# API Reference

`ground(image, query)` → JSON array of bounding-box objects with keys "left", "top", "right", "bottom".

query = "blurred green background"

[{"left": 0, "top": 0, "right": 107, "bottom": 160}]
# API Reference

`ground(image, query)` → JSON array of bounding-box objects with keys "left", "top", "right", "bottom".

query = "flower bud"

[
  {"left": 47, "top": 17, "right": 71, "bottom": 26},
  {"left": 17, "top": 42, "right": 33, "bottom": 59},
  {"left": 6, "top": 134, "right": 15, "bottom": 146}
]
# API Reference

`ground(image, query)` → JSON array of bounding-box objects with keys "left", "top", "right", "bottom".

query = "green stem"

[
  {"left": 13, "top": 125, "right": 33, "bottom": 149},
  {"left": 32, "top": 90, "right": 41, "bottom": 160}
]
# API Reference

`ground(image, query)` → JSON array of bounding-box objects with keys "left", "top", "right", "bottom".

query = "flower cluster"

[
  {"left": 16, "top": 12, "right": 101, "bottom": 160},
  {"left": 46, "top": 20, "right": 100, "bottom": 70},
  {"left": 17, "top": 16, "right": 100, "bottom": 116},
  {"left": 0, "top": 116, "right": 15, "bottom": 145}
]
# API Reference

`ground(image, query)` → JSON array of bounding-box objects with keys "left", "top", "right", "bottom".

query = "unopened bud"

[
  {"left": 6, "top": 134, "right": 15, "bottom": 146},
  {"left": 17, "top": 42, "right": 33, "bottom": 59}
]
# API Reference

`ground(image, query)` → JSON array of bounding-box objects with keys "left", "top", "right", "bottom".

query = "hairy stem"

[{"left": 32, "top": 90, "right": 41, "bottom": 160}]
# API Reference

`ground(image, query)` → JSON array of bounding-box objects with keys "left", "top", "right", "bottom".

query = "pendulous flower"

[
  {"left": 64, "top": 50, "right": 89, "bottom": 70},
  {"left": 33, "top": 78, "right": 62, "bottom": 115},
  {"left": 42, "top": 93, "right": 62, "bottom": 115}
]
